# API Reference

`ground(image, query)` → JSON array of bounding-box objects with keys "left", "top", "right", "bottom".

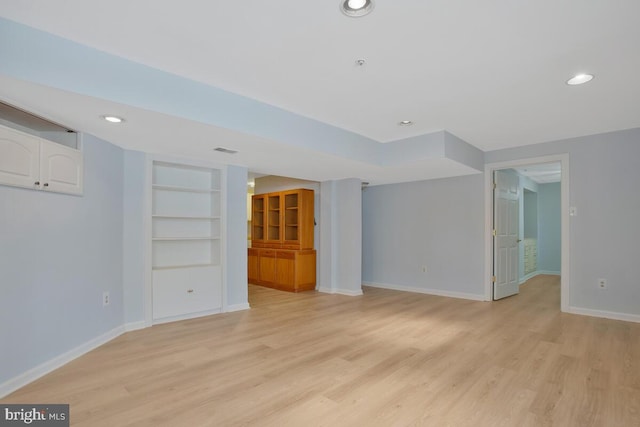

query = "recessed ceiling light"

[
  {"left": 340, "top": 0, "right": 374, "bottom": 17},
  {"left": 566, "top": 74, "right": 594, "bottom": 85},
  {"left": 398, "top": 120, "right": 413, "bottom": 126},
  {"left": 102, "top": 115, "right": 124, "bottom": 123}
]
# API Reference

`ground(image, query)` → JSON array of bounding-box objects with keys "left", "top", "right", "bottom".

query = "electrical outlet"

[
  {"left": 103, "top": 291, "right": 110, "bottom": 306},
  {"left": 597, "top": 279, "right": 607, "bottom": 289},
  {"left": 422, "top": 266, "right": 428, "bottom": 273}
]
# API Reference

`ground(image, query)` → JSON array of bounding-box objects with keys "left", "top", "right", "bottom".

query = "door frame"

[{"left": 484, "top": 154, "right": 570, "bottom": 312}]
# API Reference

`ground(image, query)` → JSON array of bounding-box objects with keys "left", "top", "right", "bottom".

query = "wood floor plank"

[{"left": 2, "top": 275, "right": 639, "bottom": 426}]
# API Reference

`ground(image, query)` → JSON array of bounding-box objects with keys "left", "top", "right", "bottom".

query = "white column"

[{"left": 318, "top": 178, "right": 362, "bottom": 296}]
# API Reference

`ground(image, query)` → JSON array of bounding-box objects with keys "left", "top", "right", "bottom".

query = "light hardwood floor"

[{"left": 3, "top": 275, "right": 639, "bottom": 426}]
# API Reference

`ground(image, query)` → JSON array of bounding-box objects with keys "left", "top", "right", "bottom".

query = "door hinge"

[
  {"left": 492, "top": 276, "right": 496, "bottom": 283},
  {"left": 493, "top": 182, "right": 497, "bottom": 190},
  {"left": 492, "top": 229, "right": 497, "bottom": 236}
]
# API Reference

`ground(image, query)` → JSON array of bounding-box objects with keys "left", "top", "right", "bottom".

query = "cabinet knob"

[
  {"left": 187, "top": 289, "right": 194, "bottom": 293},
  {"left": 43, "top": 183, "right": 49, "bottom": 187},
  {"left": 34, "top": 181, "right": 40, "bottom": 186}
]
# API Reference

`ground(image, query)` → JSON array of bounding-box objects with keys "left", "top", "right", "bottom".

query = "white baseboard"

[
  {"left": 317, "top": 287, "right": 364, "bottom": 296},
  {"left": 152, "top": 308, "right": 222, "bottom": 325},
  {"left": 0, "top": 325, "right": 125, "bottom": 399},
  {"left": 539, "top": 270, "right": 561, "bottom": 276},
  {"left": 519, "top": 271, "right": 538, "bottom": 284},
  {"left": 124, "top": 320, "right": 149, "bottom": 332},
  {"left": 566, "top": 306, "right": 640, "bottom": 323},
  {"left": 226, "top": 303, "right": 251, "bottom": 312},
  {"left": 520, "top": 270, "right": 561, "bottom": 284},
  {"left": 363, "top": 282, "right": 485, "bottom": 302}
]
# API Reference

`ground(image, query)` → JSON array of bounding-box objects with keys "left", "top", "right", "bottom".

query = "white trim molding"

[
  {"left": 152, "top": 308, "right": 223, "bottom": 325},
  {"left": 538, "top": 270, "right": 561, "bottom": 276},
  {"left": 363, "top": 282, "right": 485, "bottom": 301},
  {"left": 317, "top": 287, "right": 364, "bottom": 296},
  {"left": 567, "top": 306, "right": 640, "bottom": 324},
  {"left": 225, "top": 303, "right": 251, "bottom": 312},
  {"left": 124, "top": 321, "right": 149, "bottom": 332},
  {"left": 0, "top": 325, "right": 125, "bottom": 399}
]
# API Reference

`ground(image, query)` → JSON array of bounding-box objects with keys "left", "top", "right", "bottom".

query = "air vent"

[{"left": 214, "top": 147, "right": 238, "bottom": 154}]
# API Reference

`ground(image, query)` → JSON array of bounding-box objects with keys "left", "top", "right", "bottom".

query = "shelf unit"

[
  {"left": 151, "top": 161, "right": 223, "bottom": 322},
  {"left": 249, "top": 188, "right": 315, "bottom": 292},
  {"left": 252, "top": 189, "right": 314, "bottom": 250}
]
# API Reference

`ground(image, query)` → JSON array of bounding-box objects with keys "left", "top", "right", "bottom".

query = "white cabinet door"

[
  {"left": 152, "top": 265, "right": 222, "bottom": 321},
  {"left": 40, "top": 140, "right": 83, "bottom": 195},
  {"left": 0, "top": 125, "right": 40, "bottom": 189}
]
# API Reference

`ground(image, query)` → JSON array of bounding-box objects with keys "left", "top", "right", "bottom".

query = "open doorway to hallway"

[
  {"left": 246, "top": 174, "right": 321, "bottom": 297},
  {"left": 485, "top": 155, "right": 570, "bottom": 311}
]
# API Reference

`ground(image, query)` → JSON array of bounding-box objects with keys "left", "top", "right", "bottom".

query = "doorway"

[{"left": 484, "top": 155, "right": 570, "bottom": 311}]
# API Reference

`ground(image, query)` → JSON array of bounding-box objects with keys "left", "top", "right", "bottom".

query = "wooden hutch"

[{"left": 248, "top": 189, "right": 316, "bottom": 292}]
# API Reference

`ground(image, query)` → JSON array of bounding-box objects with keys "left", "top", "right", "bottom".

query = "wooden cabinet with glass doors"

[
  {"left": 251, "top": 189, "right": 314, "bottom": 249},
  {"left": 249, "top": 189, "right": 315, "bottom": 292}
]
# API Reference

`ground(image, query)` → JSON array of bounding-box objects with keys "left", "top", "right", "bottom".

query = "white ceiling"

[
  {"left": 1, "top": 1, "right": 639, "bottom": 185},
  {"left": 514, "top": 163, "right": 561, "bottom": 184}
]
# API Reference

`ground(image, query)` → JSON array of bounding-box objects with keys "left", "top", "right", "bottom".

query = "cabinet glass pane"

[
  {"left": 284, "top": 225, "right": 298, "bottom": 241},
  {"left": 253, "top": 225, "right": 264, "bottom": 240},
  {"left": 284, "top": 193, "right": 298, "bottom": 208},
  {"left": 268, "top": 195, "right": 280, "bottom": 240}
]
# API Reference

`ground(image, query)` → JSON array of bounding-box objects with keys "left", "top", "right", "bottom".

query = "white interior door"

[{"left": 493, "top": 170, "right": 520, "bottom": 300}]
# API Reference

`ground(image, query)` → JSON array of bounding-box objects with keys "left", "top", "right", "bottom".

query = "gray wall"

[
  {"left": 319, "top": 179, "right": 363, "bottom": 295},
  {"left": 486, "top": 128, "right": 640, "bottom": 316},
  {"left": 537, "top": 183, "right": 561, "bottom": 273},
  {"left": 0, "top": 134, "right": 124, "bottom": 384},
  {"left": 122, "top": 150, "right": 147, "bottom": 323},
  {"left": 362, "top": 174, "right": 485, "bottom": 298}
]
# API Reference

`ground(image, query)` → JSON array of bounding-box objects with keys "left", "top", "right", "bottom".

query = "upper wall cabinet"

[
  {"left": 0, "top": 124, "right": 83, "bottom": 195},
  {"left": 252, "top": 189, "right": 314, "bottom": 250}
]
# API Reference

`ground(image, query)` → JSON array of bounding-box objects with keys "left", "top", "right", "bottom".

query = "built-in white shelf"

[
  {"left": 152, "top": 263, "right": 216, "bottom": 271},
  {"left": 152, "top": 215, "right": 221, "bottom": 220},
  {"left": 152, "top": 184, "right": 220, "bottom": 193},
  {"left": 152, "top": 237, "right": 220, "bottom": 241},
  {"left": 151, "top": 160, "right": 223, "bottom": 323}
]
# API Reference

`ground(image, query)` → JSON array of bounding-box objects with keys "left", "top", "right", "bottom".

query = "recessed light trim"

[
  {"left": 340, "top": 0, "right": 374, "bottom": 17},
  {"left": 398, "top": 120, "right": 413, "bottom": 126},
  {"left": 102, "top": 115, "right": 124, "bottom": 123},
  {"left": 566, "top": 73, "right": 594, "bottom": 85}
]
